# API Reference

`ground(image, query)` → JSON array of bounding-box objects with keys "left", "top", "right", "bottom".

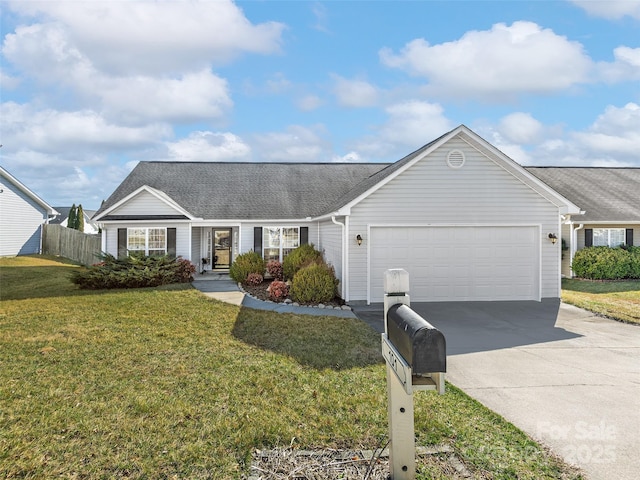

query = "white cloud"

[
  {"left": 252, "top": 125, "right": 329, "bottom": 162},
  {"left": 166, "top": 131, "right": 251, "bottom": 162},
  {"left": 331, "top": 75, "right": 379, "bottom": 108},
  {"left": 332, "top": 151, "right": 363, "bottom": 163},
  {"left": 571, "top": 0, "right": 640, "bottom": 20},
  {"left": 513, "top": 103, "right": 640, "bottom": 166},
  {"left": 351, "top": 100, "right": 453, "bottom": 159},
  {"left": 380, "top": 21, "right": 592, "bottom": 100},
  {"left": 297, "top": 94, "right": 323, "bottom": 111},
  {"left": 3, "top": 23, "right": 233, "bottom": 125},
  {"left": 498, "top": 113, "right": 544, "bottom": 144},
  {"left": 571, "top": 103, "right": 640, "bottom": 158},
  {"left": 99, "top": 70, "right": 233, "bottom": 125},
  {"left": 597, "top": 46, "right": 640, "bottom": 83},
  {"left": 1, "top": 102, "right": 169, "bottom": 155},
  {"left": 0, "top": 70, "right": 20, "bottom": 89},
  {"left": 7, "top": 0, "right": 285, "bottom": 76}
]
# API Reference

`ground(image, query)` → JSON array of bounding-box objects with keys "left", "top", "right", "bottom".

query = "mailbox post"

[{"left": 381, "top": 269, "right": 446, "bottom": 480}]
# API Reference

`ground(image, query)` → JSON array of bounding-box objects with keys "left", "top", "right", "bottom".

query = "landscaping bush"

[
  {"left": 246, "top": 272, "right": 264, "bottom": 286},
  {"left": 266, "top": 260, "right": 284, "bottom": 280},
  {"left": 229, "top": 251, "right": 266, "bottom": 284},
  {"left": 268, "top": 280, "right": 289, "bottom": 301},
  {"left": 72, "top": 253, "right": 195, "bottom": 289},
  {"left": 572, "top": 246, "right": 640, "bottom": 280},
  {"left": 290, "top": 263, "right": 338, "bottom": 304},
  {"left": 282, "top": 244, "right": 324, "bottom": 281}
]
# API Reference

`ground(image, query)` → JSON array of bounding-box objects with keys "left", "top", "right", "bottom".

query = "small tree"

[
  {"left": 67, "top": 204, "right": 77, "bottom": 230},
  {"left": 76, "top": 204, "right": 85, "bottom": 232}
]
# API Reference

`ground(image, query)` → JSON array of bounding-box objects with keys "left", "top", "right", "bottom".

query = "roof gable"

[
  {"left": 0, "top": 166, "right": 58, "bottom": 216},
  {"left": 94, "top": 185, "right": 197, "bottom": 221},
  {"left": 331, "top": 125, "right": 582, "bottom": 215}
]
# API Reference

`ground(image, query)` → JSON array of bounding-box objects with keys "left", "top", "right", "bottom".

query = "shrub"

[
  {"left": 229, "top": 251, "right": 266, "bottom": 284},
  {"left": 268, "top": 280, "right": 289, "bottom": 301},
  {"left": 571, "top": 246, "right": 640, "bottom": 280},
  {"left": 628, "top": 246, "right": 640, "bottom": 278},
  {"left": 290, "top": 263, "right": 338, "bottom": 304},
  {"left": 246, "top": 273, "right": 264, "bottom": 286},
  {"left": 72, "top": 253, "right": 195, "bottom": 289},
  {"left": 283, "top": 244, "right": 324, "bottom": 281},
  {"left": 266, "top": 260, "right": 284, "bottom": 280}
]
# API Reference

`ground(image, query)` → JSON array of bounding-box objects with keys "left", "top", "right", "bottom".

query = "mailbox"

[
  {"left": 386, "top": 303, "right": 446, "bottom": 375},
  {"left": 382, "top": 269, "right": 446, "bottom": 480}
]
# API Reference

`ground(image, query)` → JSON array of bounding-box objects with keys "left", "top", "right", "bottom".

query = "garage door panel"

[{"left": 370, "top": 226, "right": 539, "bottom": 302}]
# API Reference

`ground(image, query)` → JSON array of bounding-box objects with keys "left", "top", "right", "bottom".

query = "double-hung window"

[
  {"left": 127, "top": 228, "right": 167, "bottom": 255},
  {"left": 592, "top": 228, "right": 625, "bottom": 247},
  {"left": 263, "top": 227, "right": 300, "bottom": 262}
]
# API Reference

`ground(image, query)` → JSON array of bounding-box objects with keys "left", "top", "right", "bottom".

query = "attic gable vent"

[{"left": 447, "top": 150, "right": 465, "bottom": 169}]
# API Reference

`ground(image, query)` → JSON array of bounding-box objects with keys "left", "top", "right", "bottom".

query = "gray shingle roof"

[
  {"left": 95, "top": 162, "right": 389, "bottom": 220},
  {"left": 526, "top": 167, "right": 640, "bottom": 222}
]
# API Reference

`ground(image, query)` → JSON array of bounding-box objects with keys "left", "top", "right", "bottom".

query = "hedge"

[{"left": 572, "top": 246, "right": 640, "bottom": 280}]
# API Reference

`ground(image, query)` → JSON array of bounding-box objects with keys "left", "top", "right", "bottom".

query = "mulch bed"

[{"left": 241, "top": 280, "right": 346, "bottom": 308}]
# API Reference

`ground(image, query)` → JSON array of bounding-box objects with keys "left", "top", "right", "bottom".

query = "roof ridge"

[{"left": 139, "top": 160, "right": 391, "bottom": 166}]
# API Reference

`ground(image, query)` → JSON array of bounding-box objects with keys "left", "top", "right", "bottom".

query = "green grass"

[
  {"left": 562, "top": 278, "right": 640, "bottom": 325},
  {"left": 0, "top": 256, "right": 583, "bottom": 479}
]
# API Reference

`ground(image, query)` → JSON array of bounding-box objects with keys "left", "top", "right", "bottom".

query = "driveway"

[{"left": 353, "top": 299, "right": 640, "bottom": 480}]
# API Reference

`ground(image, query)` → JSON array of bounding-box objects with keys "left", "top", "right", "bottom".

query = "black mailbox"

[{"left": 387, "top": 303, "right": 446, "bottom": 375}]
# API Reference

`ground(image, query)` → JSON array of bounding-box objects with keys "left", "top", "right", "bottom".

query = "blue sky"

[{"left": 1, "top": 0, "right": 639, "bottom": 210}]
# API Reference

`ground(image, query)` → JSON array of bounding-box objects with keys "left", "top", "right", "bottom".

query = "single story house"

[
  {"left": 526, "top": 167, "right": 639, "bottom": 277},
  {"left": 51, "top": 206, "right": 100, "bottom": 235},
  {"left": 0, "top": 166, "right": 58, "bottom": 256},
  {"left": 94, "top": 125, "right": 585, "bottom": 304}
]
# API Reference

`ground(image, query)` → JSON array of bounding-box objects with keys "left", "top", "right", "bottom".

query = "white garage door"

[{"left": 370, "top": 226, "right": 539, "bottom": 302}]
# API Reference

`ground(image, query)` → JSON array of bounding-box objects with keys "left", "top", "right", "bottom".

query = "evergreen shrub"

[
  {"left": 572, "top": 246, "right": 640, "bottom": 280},
  {"left": 72, "top": 253, "right": 195, "bottom": 289},
  {"left": 282, "top": 244, "right": 323, "bottom": 281},
  {"left": 290, "top": 263, "right": 338, "bottom": 304},
  {"left": 229, "top": 251, "right": 266, "bottom": 284}
]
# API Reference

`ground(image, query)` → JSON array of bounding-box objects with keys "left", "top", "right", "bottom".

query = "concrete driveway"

[{"left": 353, "top": 299, "right": 640, "bottom": 480}]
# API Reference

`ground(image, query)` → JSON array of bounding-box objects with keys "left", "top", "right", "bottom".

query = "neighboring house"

[
  {"left": 527, "top": 167, "right": 640, "bottom": 277},
  {"left": 94, "top": 125, "right": 583, "bottom": 304},
  {"left": 51, "top": 207, "right": 100, "bottom": 235},
  {"left": 0, "top": 166, "right": 58, "bottom": 256}
]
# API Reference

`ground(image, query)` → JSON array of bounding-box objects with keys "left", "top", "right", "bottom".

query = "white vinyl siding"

[
  {"left": 111, "top": 190, "right": 181, "bottom": 216},
  {"left": 317, "top": 219, "right": 344, "bottom": 291},
  {"left": 0, "top": 175, "right": 50, "bottom": 256},
  {"left": 347, "top": 136, "right": 562, "bottom": 302}
]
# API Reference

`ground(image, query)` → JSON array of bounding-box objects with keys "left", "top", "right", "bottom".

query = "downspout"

[
  {"left": 571, "top": 223, "right": 584, "bottom": 278},
  {"left": 331, "top": 215, "right": 347, "bottom": 301}
]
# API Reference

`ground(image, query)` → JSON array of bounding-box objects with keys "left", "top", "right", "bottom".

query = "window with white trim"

[
  {"left": 593, "top": 228, "right": 625, "bottom": 247},
  {"left": 127, "top": 228, "right": 167, "bottom": 255},
  {"left": 263, "top": 227, "right": 299, "bottom": 262}
]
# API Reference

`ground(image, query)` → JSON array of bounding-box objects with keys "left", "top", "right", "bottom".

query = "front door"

[{"left": 213, "top": 229, "right": 232, "bottom": 269}]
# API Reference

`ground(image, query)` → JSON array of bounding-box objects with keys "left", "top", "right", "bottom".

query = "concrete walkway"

[
  {"left": 352, "top": 300, "right": 640, "bottom": 480},
  {"left": 191, "top": 272, "right": 357, "bottom": 318}
]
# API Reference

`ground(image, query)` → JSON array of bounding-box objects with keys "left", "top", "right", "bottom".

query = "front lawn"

[
  {"left": 562, "top": 278, "right": 640, "bottom": 325},
  {"left": 0, "top": 256, "right": 583, "bottom": 479}
]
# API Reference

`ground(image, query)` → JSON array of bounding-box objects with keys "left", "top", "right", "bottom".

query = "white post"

[{"left": 383, "top": 269, "right": 415, "bottom": 480}]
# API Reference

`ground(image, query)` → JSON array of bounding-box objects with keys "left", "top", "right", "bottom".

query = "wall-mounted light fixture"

[
  {"left": 548, "top": 233, "right": 558, "bottom": 244},
  {"left": 356, "top": 234, "right": 363, "bottom": 246}
]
